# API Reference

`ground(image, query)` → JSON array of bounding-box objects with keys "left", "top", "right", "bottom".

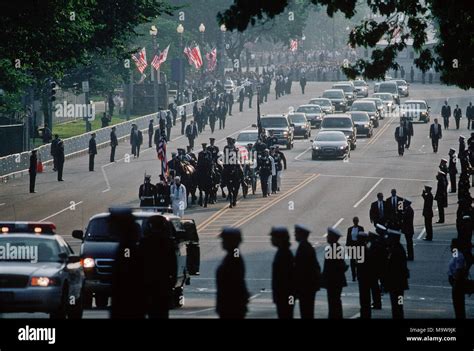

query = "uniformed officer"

[
  {"left": 355, "top": 232, "right": 372, "bottom": 318},
  {"left": 29, "top": 149, "right": 37, "bottom": 193},
  {"left": 454, "top": 104, "right": 462, "bottom": 130},
  {"left": 258, "top": 149, "right": 272, "bottom": 197},
  {"left": 294, "top": 224, "right": 321, "bottom": 319},
  {"left": 322, "top": 227, "right": 347, "bottom": 319},
  {"left": 88, "top": 133, "right": 97, "bottom": 172},
  {"left": 441, "top": 100, "right": 451, "bottom": 130},
  {"left": 435, "top": 170, "right": 448, "bottom": 224},
  {"left": 207, "top": 138, "right": 220, "bottom": 163},
  {"left": 448, "top": 238, "right": 468, "bottom": 319},
  {"left": 422, "top": 185, "right": 434, "bottom": 241},
  {"left": 238, "top": 88, "right": 245, "bottom": 112},
  {"left": 401, "top": 199, "right": 415, "bottom": 261},
  {"left": 266, "top": 130, "right": 278, "bottom": 148},
  {"left": 156, "top": 175, "right": 170, "bottom": 207},
  {"left": 139, "top": 175, "right": 157, "bottom": 207},
  {"left": 148, "top": 119, "right": 154, "bottom": 147},
  {"left": 216, "top": 228, "right": 250, "bottom": 319},
  {"left": 448, "top": 148, "right": 458, "bottom": 193},
  {"left": 270, "top": 226, "right": 295, "bottom": 319},
  {"left": 384, "top": 229, "right": 410, "bottom": 319},
  {"left": 368, "top": 227, "right": 386, "bottom": 309},
  {"left": 273, "top": 145, "right": 287, "bottom": 192}
]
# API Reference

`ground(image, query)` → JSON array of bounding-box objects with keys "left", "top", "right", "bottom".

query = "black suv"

[{"left": 72, "top": 208, "right": 200, "bottom": 309}]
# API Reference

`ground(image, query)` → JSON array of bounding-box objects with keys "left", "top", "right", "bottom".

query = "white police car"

[{"left": 0, "top": 222, "right": 84, "bottom": 318}]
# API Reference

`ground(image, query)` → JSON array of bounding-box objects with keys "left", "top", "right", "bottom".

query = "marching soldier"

[
  {"left": 448, "top": 148, "right": 458, "bottom": 193},
  {"left": 294, "top": 224, "right": 321, "bottom": 319},
  {"left": 401, "top": 199, "right": 415, "bottom": 261},
  {"left": 422, "top": 185, "right": 434, "bottom": 241},
  {"left": 216, "top": 228, "right": 250, "bottom": 319},
  {"left": 384, "top": 229, "right": 410, "bottom": 319},
  {"left": 139, "top": 175, "right": 157, "bottom": 207},
  {"left": 148, "top": 119, "right": 154, "bottom": 147},
  {"left": 156, "top": 175, "right": 170, "bottom": 207},
  {"left": 258, "top": 149, "right": 272, "bottom": 197},
  {"left": 322, "top": 227, "right": 347, "bottom": 319},
  {"left": 270, "top": 227, "right": 295, "bottom": 319},
  {"left": 435, "top": 171, "right": 448, "bottom": 224}
]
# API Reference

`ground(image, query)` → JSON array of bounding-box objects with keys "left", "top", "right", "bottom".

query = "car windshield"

[
  {"left": 316, "top": 132, "right": 346, "bottom": 142},
  {"left": 333, "top": 85, "right": 353, "bottom": 93},
  {"left": 323, "top": 91, "right": 344, "bottom": 99},
  {"left": 289, "top": 114, "right": 306, "bottom": 123},
  {"left": 297, "top": 106, "right": 321, "bottom": 113},
  {"left": 322, "top": 118, "right": 352, "bottom": 128},
  {"left": 379, "top": 84, "right": 397, "bottom": 93},
  {"left": 353, "top": 81, "right": 366, "bottom": 86},
  {"left": 403, "top": 102, "right": 427, "bottom": 110},
  {"left": 261, "top": 117, "right": 288, "bottom": 128},
  {"left": 310, "top": 99, "right": 330, "bottom": 107},
  {"left": 374, "top": 94, "right": 392, "bottom": 101},
  {"left": 352, "top": 102, "right": 375, "bottom": 112},
  {"left": 395, "top": 80, "right": 407, "bottom": 86},
  {"left": 85, "top": 217, "right": 145, "bottom": 241},
  {"left": 365, "top": 99, "right": 383, "bottom": 108},
  {"left": 237, "top": 132, "right": 258, "bottom": 142},
  {"left": 351, "top": 113, "right": 369, "bottom": 122},
  {"left": 0, "top": 237, "right": 61, "bottom": 262}
]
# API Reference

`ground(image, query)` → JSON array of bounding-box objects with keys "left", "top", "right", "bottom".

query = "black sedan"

[
  {"left": 350, "top": 111, "right": 373, "bottom": 137},
  {"left": 288, "top": 113, "right": 311, "bottom": 138},
  {"left": 311, "top": 131, "right": 350, "bottom": 160}
]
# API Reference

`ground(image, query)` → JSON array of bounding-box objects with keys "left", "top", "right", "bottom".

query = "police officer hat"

[
  {"left": 270, "top": 226, "right": 290, "bottom": 240},
  {"left": 171, "top": 151, "right": 177, "bottom": 156},
  {"left": 174, "top": 176, "right": 181, "bottom": 181},
  {"left": 209, "top": 137, "right": 215, "bottom": 141},
  {"left": 459, "top": 135, "right": 465, "bottom": 140},
  {"left": 150, "top": 119, "right": 154, "bottom": 123},
  {"left": 226, "top": 137, "right": 233, "bottom": 143},
  {"left": 295, "top": 224, "right": 311, "bottom": 236},
  {"left": 144, "top": 174, "right": 151, "bottom": 180},
  {"left": 177, "top": 148, "right": 185, "bottom": 153},
  {"left": 202, "top": 143, "right": 207, "bottom": 148},
  {"left": 424, "top": 185, "right": 432, "bottom": 191},
  {"left": 219, "top": 227, "right": 242, "bottom": 243},
  {"left": 327, "top": 227, "right": 342, "bottom": 238},
  {"left": 31, "top": 149, "right": 37, "bottom": 153},
  {"left": 264, "top": 148, "right": 270, "bottom": 152},
  {"left": 440, "top": 158, "right": 447, "bottom": 163},
  {"left": 449, "top": 148, "right": 456, "bottom": 153}
]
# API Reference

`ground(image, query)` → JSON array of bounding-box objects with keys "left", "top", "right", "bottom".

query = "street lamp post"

[
  {"left": 177, "top": 24, "right": 184, "bottom": 105},
  {"left": 220, "top": 24, "right": 226, "bottom": 80},
  {"left": 150, "top": 25, "right": 159, "bottom": 112},
  {"left": 199, "top": 23, "right": 206, "bottom": 82}
]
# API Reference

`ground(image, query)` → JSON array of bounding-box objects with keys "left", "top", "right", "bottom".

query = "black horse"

[
  {"left": 221, "top": 164, "right": 243, "bottom": 208},
  {"left": 196, "top": 154, "right": 219, "bottom": 207},
  {"left": 173, "top": 157, "right": 198, "bottom": 205}
]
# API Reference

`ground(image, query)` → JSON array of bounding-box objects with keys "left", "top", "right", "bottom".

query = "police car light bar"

[{"left": 0, "top": 222, "right": 56, "bottom": 235}]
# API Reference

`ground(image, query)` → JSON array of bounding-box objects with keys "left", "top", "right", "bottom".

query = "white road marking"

[
  {"left": 353, "top": 178, "right": 384, "bottom": 208},
  {"left": 350, "top": 312, "right": 360, "bottom": 319},
  {"left": 39, "top": 201, "right": 84, "bottom": 222},
  {"left": 0, "top": 203, "right": 5, "bottom": 207},
  {"left": 417, "top": 228, "right": 426, "bottom": 240},
  {"left": 295, "top": 146, "right": 312, "bottom": 160},
  {"left": 101, "top": 165, "right": 111, "bottom": 192},
  {"left": 320, "top": 173, "right": 433, "bottom": 183}
]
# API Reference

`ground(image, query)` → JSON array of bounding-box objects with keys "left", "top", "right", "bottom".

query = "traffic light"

[{"left": 50, "top": 81, "right": 57, "bottom": 102}]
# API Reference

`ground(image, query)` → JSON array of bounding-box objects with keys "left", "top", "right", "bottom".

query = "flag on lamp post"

[
  {"left": 290, "top": 39, "right": 298, "bottom": 52},
  {"left": 206, "top": 48, "right": 217, "bottom": 71},
  {"left": 132, "top": 47, "right": 148, "bottom": 73},
  {"left": 152, "top": 44, "right": 170, "bottom": 70}
]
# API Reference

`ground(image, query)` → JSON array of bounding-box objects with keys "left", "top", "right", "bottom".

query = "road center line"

[
  {"left": 417, "top": 228, "right": 426, "bottom": 240},
  {"left": 353, "top": 178, "right": 384, "bottom": 208},
  {"left": 295, "top": 146, "right": 312, "bottom": 161},
  {"left": 323, "top": 217, "right": 344, "bottom": 237},
  {"left": 39, "top": 201, "right": 84, "bottom": 222}
]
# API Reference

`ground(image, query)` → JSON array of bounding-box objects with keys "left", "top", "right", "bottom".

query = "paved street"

[{"left": 1, "top": 81, "right": 473, "bottom": 319}]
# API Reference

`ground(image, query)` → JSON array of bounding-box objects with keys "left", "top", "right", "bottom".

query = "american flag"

[
  {"left": 290, "top": 39, "right": 298, "bottom": 52},
  {"left": 184, "top": 47, "right": 194, "bottom": 65},
  {"left": 132, "top": 47, "right": 147, "bottom": 73},
  {"left": 206, "top": 48, "right": 217, "bottom": 71},
  {"left": 184, "top": 45, "right": 203, "bottom": 69},
  {"left": 157, "top": 137, "right": 168, "bottom": 175},
  {"left": 151, "top": 44, "right": 170, "bottom": 70}
]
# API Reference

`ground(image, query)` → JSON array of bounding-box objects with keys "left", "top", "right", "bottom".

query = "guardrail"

[{"left": 0, "top": 86, "right": 243, "bottom": 179}]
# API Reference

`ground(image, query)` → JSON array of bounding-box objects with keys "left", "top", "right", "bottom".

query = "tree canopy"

[{"left": 218, "top": 0, "right": 474, "bottom": 90}]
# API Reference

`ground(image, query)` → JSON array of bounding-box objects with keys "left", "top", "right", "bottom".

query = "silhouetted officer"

[
  {"left": 466, "top": 102, "right": 474, "bottom": 130},
  {"left": 270, "top": 227, "right": 295, "bottom": 319},
  {"left": 148, "top": 120, "right": 154, "bottom": 147},
  {"left": 401, "top": 199, "right": 415, "bottom": 261},
  {"left": 294, "top": 224, "right": 321, "bottom": 319},
  {"left": 435, "top": 170, "right": 448, "bottom": 224},
  {"left": 142, "top": 216, "right": 177, "bottom": 318},
  {"left": 29, "top": 149, "right": 37, "bottom": 193},
  {"left": 422, "top": 185, "right": 434, "bottom": 241},
  {"left": 238, "top": 88, "right": 245, "bottom": 112},
  {"left": 180, "top": 107, "right": 187, "bottom": 135},
  {"left": 88, "top": 133, "right": 97, "bottom": 171},
  {"left": 216, "top": 228, "right": 250, "bottom": 319},
  {"left": 355, "top": 232, "right": 372, "bottom": 318},
  {"left": 449, "top": 148, "right": 458, "bottom": 193},
  {"left": 370, "top": 193, "right": 386, "bottom": 226},
  {"left": 383, "top": 229, "right": 410, "bottom": 319},
  {"left": 110, "top": 126, "right": 118, "bottom": 162},
  {"left": 369, "top": 227, "right": 387, "bottom": 310},
  {"left": 449, "top": 239, "right": 468, "bottom": 319},
  {"left": 346, "top": 217, "right": 364, "bottom": 281},
  {"left": 454, "top": 105, "right": 462, "bottom": 130},
  {"left": 166, "top": 111, "right": 173, "bottom": 141},
  {"left": 51, "top": 134, "right": 60, "bottom": 171},
  {"left": 139, "top": 175, "right": 157, "bottom": 207},
  {"left": 56, "top": 140, "right": 65, "bottom": 181},
  {"left": 300, "top": 76, "right": 307, "bottom": 94},
  {"left": 441, "top": 101, "right": 451, "bottom": 130},
  {"left": 322, "top": 227, "right": 347, "bottom": 319}
]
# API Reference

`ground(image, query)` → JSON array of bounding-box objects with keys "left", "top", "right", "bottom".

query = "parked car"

[
  {"left": 322, "top": 89, "right": 348, "bottom": 112},
  {"left": 311, "top": 131, "right": 350, "bottom": 160},
  {"left": 350, "top": 111, "right": 373, "bottom": 137},
  {"left": 296, "top": 104, "right": 325, "bottom": 128},
  {"left": 288, "top": 113, "right": 311, "bottom": 139},
  {"left": 320, "top": 114, "right": 357, "bottom": 150}
]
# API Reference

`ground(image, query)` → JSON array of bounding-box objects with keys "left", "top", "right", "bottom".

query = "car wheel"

[
  {"left": 95, "top": 294, "right": 109, "bottom": 309},
  {"left": 67, "top": 289, "right": 84, "bottom": 319},
  {"left": 50, "top": 285, "right": 68, "bottom": 319}
]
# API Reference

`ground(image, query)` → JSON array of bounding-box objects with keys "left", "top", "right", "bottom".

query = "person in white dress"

[{"left": 170, "top": 176, "right": 187, "bottom": 217}]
